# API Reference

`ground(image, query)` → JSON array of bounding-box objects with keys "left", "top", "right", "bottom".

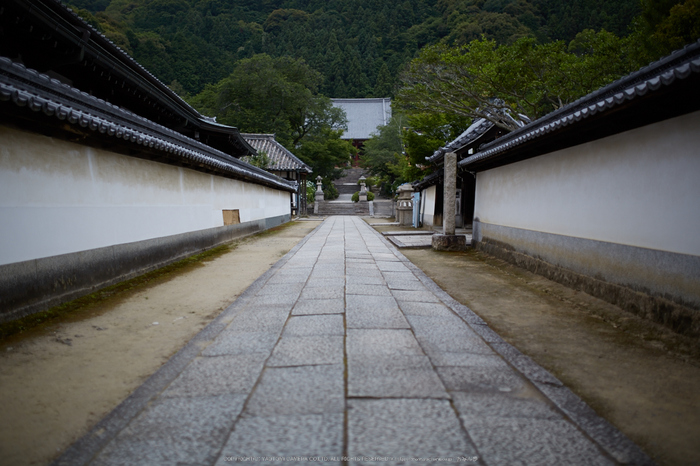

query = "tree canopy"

[
  {"left": 69, "top": 0, "right": 647, "bottom": 97},
  {"left": 188, "top": 54, "right": 354, "bottom": 180},
  {"left": 396, "top": 31, "right": 637, "bottom": 131}
]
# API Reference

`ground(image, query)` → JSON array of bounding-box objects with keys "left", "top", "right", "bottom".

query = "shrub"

[
  {"left": 352, "top": 191, "right": 375, "bottom": 202},
  {"left": 356, "top": 176, "right": 375, "bottom": 190},
  {"left": 323, "top": 182, "right": 339, "bottom": 200}
]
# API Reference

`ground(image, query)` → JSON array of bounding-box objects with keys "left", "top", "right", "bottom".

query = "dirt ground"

[
  {"left": 0, "top": 219, "right": 322, "bottom": 466},
  {"left": 366, "top": 220, "right": 700, "bottom": 466},
  {"left": 2, "top": 216, "right": 699, "bottom": 465}
]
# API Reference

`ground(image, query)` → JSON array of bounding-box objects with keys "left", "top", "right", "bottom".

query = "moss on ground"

[{"left": 0, "top": 241, "right": 240, "bottom": 341}]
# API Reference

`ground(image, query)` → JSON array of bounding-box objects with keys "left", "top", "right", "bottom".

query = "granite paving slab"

[
  {"left": 283, "top": 314, "right": 344, "bottom": 337},
  {"left": 347, "top": 399, "right": 478, "bottom": 464},
  {"left": 348, "top": 355, "right": 449, "bottom": 398},
  {"left": 161, "top": 354, "right": 267, "bottom": 398},
  {"left": 291, "top": 298, "right": 345, "bottom": 315},
  {"left": 92, "top": 395, "right": 246, "bottom": 466},
  {"left": 267, "top": 335, "right": 345, "bottom": 366},
  {"left": 346, "top": 297, "right": 410, "bottom": 329},
  {"left": 346, "top": 282, "right": 393, "bottom": 296},
  {"left": 216, "top": 414, "right": 344, "bottom": 466},
  {"left": 56, "top": 216, "right": 652, "bottom": 466},
  {"left": 244, "top": 364, "right": 345, "bottom": 416}
]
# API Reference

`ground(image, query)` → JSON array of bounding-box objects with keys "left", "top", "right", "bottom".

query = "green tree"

[
  {"left": 291, "top": 96, "right": 347, "bottom": 146},
  {"left": 361, "top": 112, "right": 470, "bottom": 187},
  {"left": 242, "top": 151, "right": 270, "bottom": 169},
  {"left": 627, "top": 0, "right": 700, "bottom": 63},
  {"left": 189, "top": 54, "right": 322, "bottom": 146},
  {"left": 397, "top": 32, "right": 637, "bottom": 131},
  {"left": 655, "top": 0, "right": 700, "bottom": 51},
  {"left": 360, "top": 117, "right": 404, "bottom": 181},
  {"left": 189, "top": 54, "right": 352, "bottom": 181},
  {"left": 296, "top": 128, "right": 355, "bottom": 182},
  {"left": 402, "top": 112, "right": 469, "bottom": 176},
  {"left": 373, "top": 62, "right": 394, "bottom": 97},
  {"left": 359, "top": 116, "right": 428, "bottom": 192}
]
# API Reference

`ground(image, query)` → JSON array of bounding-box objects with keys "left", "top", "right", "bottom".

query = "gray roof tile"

[
  {"left": 427, "top": 118, "right": 495, "bottom": 163},
  {"left": 331, "top": 98, "right": 392, "bottom": 140},
  {"left": 241, "top": 134, "right": 312, "bottom": 173}
]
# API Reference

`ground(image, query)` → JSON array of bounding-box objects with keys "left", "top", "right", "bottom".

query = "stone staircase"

[
  {"left": 312, "top": 199, "right": 395, "bottom": 217},
  {"left": 315, "top": 201, "right": 370, "bottom": 216},
  {"left": 309, "top": 168, "right": 396, "bottom": 217},
  {"left": 334, "top": 168, "right": 367, "bottom": 195}
]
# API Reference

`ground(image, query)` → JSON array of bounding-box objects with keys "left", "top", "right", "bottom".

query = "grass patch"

[
  {"left": 0, "top": 220, "right": 315, "bottom": 342},
  {"left": 253, "top": 220, "right": 298, "bottom": 238},
  {"left": 0, "top": 243, "right": 234, "bottom": 342}
]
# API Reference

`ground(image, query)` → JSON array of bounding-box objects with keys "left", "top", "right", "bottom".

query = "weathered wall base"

[
  {"left": 0, "top": 214, "right": 289, "bottom": 323},
  {"left": 473, "top": 221, "right": 700, "bottom": 337}
]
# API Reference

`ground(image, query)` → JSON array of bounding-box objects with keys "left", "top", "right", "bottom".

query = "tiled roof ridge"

[
  {"left": 240, "top": 133, "right": 276, "bottom": 139},
  {"left": 427, "top": 118, "right": 494, "bottom": 163},
  {"left": 0, "top": 58, "right": 296, "bottom": 192},
  {"left": 241, "top": 133, "right": 312, "bottom": 172},
  {"left": 412, "top": 169, "right": 441, "bottom": 190},
  {"left": 460, "top": 39, "right": 700, "bottom": 168},
  {"left": 330, "top": 97, "right": 391, "bottom": 102}
]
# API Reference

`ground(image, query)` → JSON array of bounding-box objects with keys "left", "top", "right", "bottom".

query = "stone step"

[
  {"left": 314, "top": 201, "right": 370, "bottom": 215},
  {"left": 336, "top": 184, "right": 360, "bottom": 194},
  {"left": 310, "top": 200, "right": 395, "bottom": 217},
  {"left": 334, "top": 168, "right": 367, "bottom": 185}
]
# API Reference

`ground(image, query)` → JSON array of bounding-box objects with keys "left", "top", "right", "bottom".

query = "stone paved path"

[{"left": 55, "top": 216, "right": 652, "bottom": 466}]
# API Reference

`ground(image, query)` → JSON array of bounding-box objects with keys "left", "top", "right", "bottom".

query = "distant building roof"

[
  {"left": 331, "top": 98, "right": 392, "bottom": 140},
  {"left": 241, "top": 134, "right": 312, "bottom": 173}
]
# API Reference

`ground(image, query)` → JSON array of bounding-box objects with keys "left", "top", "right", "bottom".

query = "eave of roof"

[
  {"left": 0, "top": 58, "right": 296, "bottom": 193},
  {"left": 1, "top": 0, "right": 254, "bottom": 158},
  {"left": 459, "top": 39, "right": 700, "bottom": 172},
  {"left": 19, "top": 0, "right": 197, "bottom": 117},
  {"left": 241, "top": 134, "right": 312, "bottom": 173},
  {"left": 412, "top": 170, "right": 442, "bottom": 191},
  {"left": 427, "top": 118, "right": 496, "bottom": 164}
]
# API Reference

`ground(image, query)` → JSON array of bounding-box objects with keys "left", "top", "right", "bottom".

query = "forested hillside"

[{"left": 70, "top": 0, "right": 641, "bottom": 97}]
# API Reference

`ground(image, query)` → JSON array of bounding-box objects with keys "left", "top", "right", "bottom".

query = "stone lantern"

[
  {"left": 359, "top": 176, "right": 368, "bottom": 202},
  {"left": 396, "top": 183, "right": 414, "bottom": 226},
  {"left": 314, "top": 175, "right": 324, "bottom": 214}
]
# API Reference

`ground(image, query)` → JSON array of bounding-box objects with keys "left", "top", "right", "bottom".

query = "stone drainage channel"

[{"left": 55, "top": 216, "right": 652, "bottom": 466}]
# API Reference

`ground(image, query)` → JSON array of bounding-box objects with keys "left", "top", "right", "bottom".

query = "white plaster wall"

[
  {"left": 421, "top": 185, "right": 436, "bottom": 226},
  {"left": 0, "top": 126, "right": 290, "bottom": 265},
  {"left": 474, "top": 110, "right": 700, "bottom": 256}
]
